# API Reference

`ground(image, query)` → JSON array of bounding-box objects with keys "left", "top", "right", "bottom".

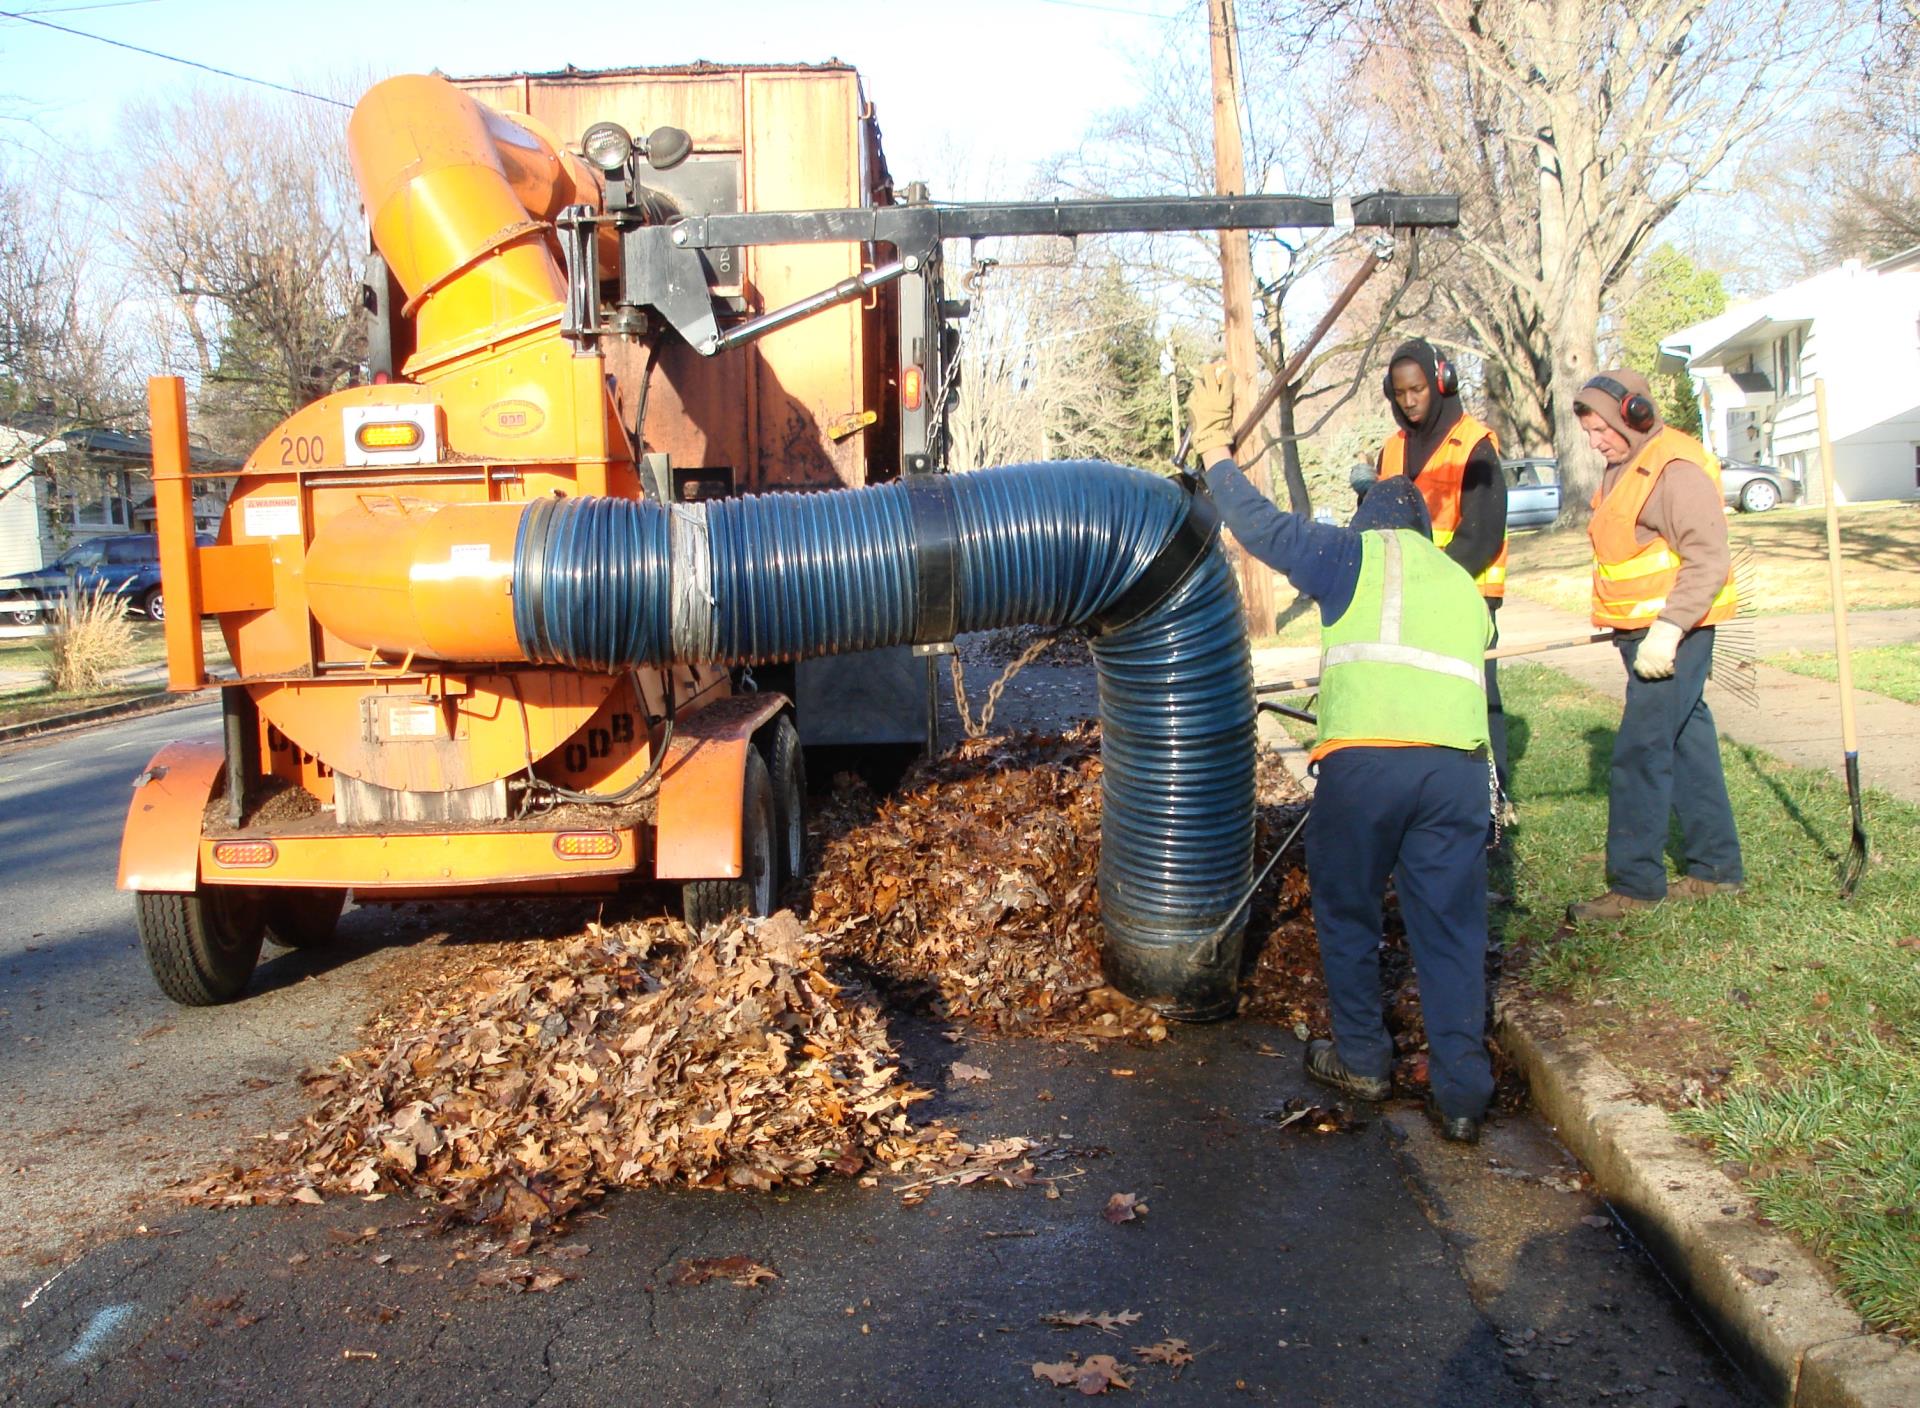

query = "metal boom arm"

[{"left": 663, "top": 192, "right": 1458, "bottom": 255}]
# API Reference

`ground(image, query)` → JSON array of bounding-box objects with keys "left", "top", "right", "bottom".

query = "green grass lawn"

[
  {"left": 0, "top": 620, "right": 230, "bottom": 676},
  {"left": 1503, "top": 664, "right": 1920, "bottom": 1334},
  {"left": 1767, "top": 643, "right": 1920, "bottom": 706},
  {"left": 1506, "top": 501, "right": 1920, "bottom": 618}
]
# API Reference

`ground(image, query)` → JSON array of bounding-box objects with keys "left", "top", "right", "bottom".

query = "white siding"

[{"left": 0, "top": 463, "right": 46, "bottom": 576}]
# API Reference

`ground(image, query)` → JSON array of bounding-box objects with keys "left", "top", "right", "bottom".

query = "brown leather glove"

[{"left": 1186, "top": 361, "right": 1236, "bottom": 459}]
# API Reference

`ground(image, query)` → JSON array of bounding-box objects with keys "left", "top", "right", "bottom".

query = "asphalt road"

[{"left": 0, "top": 693, "right": 1765, "bottom": 1407}]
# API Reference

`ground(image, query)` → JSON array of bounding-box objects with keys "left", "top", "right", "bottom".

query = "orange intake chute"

[{"left": 348, "top": 74, "right": 610, "bottom": 377}]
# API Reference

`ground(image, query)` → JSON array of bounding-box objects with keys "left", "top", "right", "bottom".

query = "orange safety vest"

[
  {"left": 1379, "top": 414, "right": 1507, "bottom": 598},
  {"left": 1588, "top": 426, "right": 1738, "bottom": 630}
]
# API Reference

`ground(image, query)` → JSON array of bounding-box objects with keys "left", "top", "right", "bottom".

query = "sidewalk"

[
  {"left": 1497, "top": 597, "right": 1920, "bottom": 806},
  {"left": 1251, "top": 601, "right": 1920, "bottom": 807}
]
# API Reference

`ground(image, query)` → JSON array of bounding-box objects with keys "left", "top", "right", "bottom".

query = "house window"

[{"left": 69, "top": 468, "right": 132, "bottom": 529}]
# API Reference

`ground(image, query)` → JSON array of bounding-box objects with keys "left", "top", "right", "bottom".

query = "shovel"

[{"left": 1814, "top": 378, "right": 1869, "bottom": 897}]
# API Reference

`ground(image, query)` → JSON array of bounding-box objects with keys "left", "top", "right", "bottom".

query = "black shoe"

[
  {"left": 1425, "top": 1096, "right": 1483, "bottom": 1144},
  {"left": 1304, "top": 1039, "right": 1391, "bottom": 1102}
]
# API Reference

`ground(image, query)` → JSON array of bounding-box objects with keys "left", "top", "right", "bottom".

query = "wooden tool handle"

[{"left": 1814, "top": 379, "right": 1860, "bottom": 753}]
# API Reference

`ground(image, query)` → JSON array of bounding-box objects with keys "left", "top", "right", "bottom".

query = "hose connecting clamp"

[
  {"left": 1090, "top": 491, "right": 1222, "bottom": 637},
  {"left": 904, "top": 475, "right": 960, "bottom": 646}
]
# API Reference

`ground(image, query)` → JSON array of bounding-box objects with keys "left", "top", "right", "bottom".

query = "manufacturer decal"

[{"left": 480, "top": 399, "right": 546, "bottom": 438}]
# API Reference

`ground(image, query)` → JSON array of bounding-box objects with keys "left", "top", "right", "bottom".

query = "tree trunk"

[
  {"left": 1547, "top": 263, "right": 1604, "bottom": 528},
  {"left": 1276, "top": 376, "right": 1311, "bottom": 516}
]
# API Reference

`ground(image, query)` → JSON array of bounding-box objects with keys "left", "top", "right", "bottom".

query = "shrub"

[{"left": 46, "top": 581, "right": 135, "bottom": 695}]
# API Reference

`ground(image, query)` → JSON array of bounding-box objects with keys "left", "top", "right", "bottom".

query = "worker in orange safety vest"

[
  {"left": 1373, "top": 341, "right": 1511, "bottom": 807},
  {"left": 1566, "top": 369, "right": 1743, "bottom": 926}
]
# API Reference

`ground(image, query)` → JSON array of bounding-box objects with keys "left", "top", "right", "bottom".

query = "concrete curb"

[
  {"left": 0, "top": 688, "right": 210, "bottom": 746},
  {"left": 1495, "top": 998, "right": 1919, "bottom": 1407}
]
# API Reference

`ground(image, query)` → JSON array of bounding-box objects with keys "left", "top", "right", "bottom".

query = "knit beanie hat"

[
  {"left": 1572, "top": 368, "right": 1662, "bottom": 453},
  {"left": 1348, "top": 475, "right": 1433, "bottom": 538}
]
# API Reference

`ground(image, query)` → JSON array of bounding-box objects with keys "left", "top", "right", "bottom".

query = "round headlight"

[{"left": 581, "top": 121, "right": 635, "bottom": 173}]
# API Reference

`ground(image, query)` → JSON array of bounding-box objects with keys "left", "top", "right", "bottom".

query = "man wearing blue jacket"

[{"left": 1188, "top": 364, "right": 1496, "bottom": 1142}]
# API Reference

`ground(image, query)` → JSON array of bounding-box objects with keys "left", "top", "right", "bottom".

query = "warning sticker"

[
  {"left": 386, "top": 704, "right": 439, "bottom": 739},
  {"left": 242, "top": 496, "right": 301, "bottom": 539}
]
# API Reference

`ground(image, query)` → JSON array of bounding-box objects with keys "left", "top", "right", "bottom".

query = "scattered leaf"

[
  {"left": 1739, "top": 1265, "right": 1781, "bottom": 1287},
  {"left": 950, "top": 1063, "right": 991, "bottom": 1084},
  {"left": 1134, "top": 1338, "right": 1194, "bottom": 1367},
  {"left": 1044, "top": 1309, "right": 1142, "bottom": 1334},
  {"left": 1103, "top": 1192, "right": 1147, "bottom": 1225},
  {"left": 671, "top": 1256, "right": 779, "bottom": 1289},
  {"left": 1032, "top": 1354, "right": 1132, "bottom": 1394}
]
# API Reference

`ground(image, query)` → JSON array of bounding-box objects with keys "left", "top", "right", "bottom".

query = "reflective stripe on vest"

[
  {"left": 1379, "top": 414, "right": 1507, "bottom": 598},
  {"left": 1587, "top": 426, "right": 1739, "bottom": 630},
  {"left": 1315, "top": 530, "right": 1492, "bottom": 756}
]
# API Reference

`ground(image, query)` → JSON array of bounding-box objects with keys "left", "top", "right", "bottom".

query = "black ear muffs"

[
  {"left": 1431, "top": 352, "right": 1459, "bottom": 398},
  {"left": 1586, "top": 375, "right": 1657, "bottom": 433}
]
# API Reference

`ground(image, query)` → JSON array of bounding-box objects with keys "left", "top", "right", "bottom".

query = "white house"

[
  {"left": 0, "top": 421, "right": 233, "bottom": 578},
  {"left": 1659, "top": 248, "right": 1920, "bottom": 504}
]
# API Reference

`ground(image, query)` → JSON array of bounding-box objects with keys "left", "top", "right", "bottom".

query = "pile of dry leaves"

[
  {"left": 810, "top": 725, "right": 1170, "bottom": 1042},
  {"left": 182, "top": 912, "right": 1030, "bottom": 1230},
  {"left": 810, "top": 723, "right": 1326, "bottom": 1043}
]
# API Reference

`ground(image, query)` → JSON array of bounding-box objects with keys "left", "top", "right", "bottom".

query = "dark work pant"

[
  {"left": 1307, "top": 746, "right": 1494, "bottom": 1120},
  {"left": 1608, "top": 626, "right": 1744, "bottom": 900},
  {"left": 1486, "top": 597, "right": 1509, "bottom": 797}
]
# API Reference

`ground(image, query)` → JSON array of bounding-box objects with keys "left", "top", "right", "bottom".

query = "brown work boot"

[
  {"left": 1565, "top": 890, "right": 1662, "bottom": 925},
  {"left": 1668, "top": 875, "right": 1745, "bottom": 901}
]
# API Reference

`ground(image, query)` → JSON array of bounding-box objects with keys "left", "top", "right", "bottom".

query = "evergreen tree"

[{"left": 1618, "top": 245, "right": 1728, "bottom": 437}]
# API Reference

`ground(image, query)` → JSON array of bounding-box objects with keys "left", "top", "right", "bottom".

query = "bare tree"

[
  {"left": 114, "top": 86, "right": 366, "bottom": 454},
  {"left": 0, "top": 160, "right": 144, "bottom": 517},
  {"left": 1047, "top": 16, "right": 1437, "bottom": 513},
  {"left": 1277, "top": 0, "right": 1842, "bottom": 518},
  {"left": 948, "top": 246, "right": 1195, "bottom": 472}
]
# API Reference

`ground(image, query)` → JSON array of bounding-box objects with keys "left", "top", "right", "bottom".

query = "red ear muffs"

[
  {"left": 1431, "top": 352, "right": 1458, "bottom": 398},
  {"left": 1585, "top": 375, "right": 1657, "bottom": 433}
]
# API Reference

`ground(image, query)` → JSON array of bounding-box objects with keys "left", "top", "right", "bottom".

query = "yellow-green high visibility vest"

[{"left": 1316, "top": 529, "right": 1492, "bottom": 757}]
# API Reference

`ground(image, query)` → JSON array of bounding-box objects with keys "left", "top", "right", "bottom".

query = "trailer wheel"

[
  {"left": 682, "top": 749, "right": 776, "bottom": 932},
  {"left": 262, "top": 888, "right": 347, "bottom": 950},
  {"left": 765, "top": 714, "right": 807, "bottom": 891},
  {"left": 135, "top": 886, "right": 267, "bottom": 1006}
]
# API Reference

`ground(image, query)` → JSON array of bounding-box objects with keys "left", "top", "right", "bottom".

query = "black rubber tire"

[
  {"left": 262, "top": 888, "right": 347, "bottom": 950},
  {"left": 1740, "top": 478, "right": 1778, "bottom": 513},
  {"left": 682, "top": 749, "right": 777, "bottom": 932},
  {"left": 135, "top": 887, "right": 267, "bottom": 1006},
  {"left": 5, "top": 597, "right": 38, "bottom": 626},
  {"left": 765, "top": 714, "right": 807, "bottom": 891},
  {"left": 141, "top": 586, "right": 165, "bottom": 622}
]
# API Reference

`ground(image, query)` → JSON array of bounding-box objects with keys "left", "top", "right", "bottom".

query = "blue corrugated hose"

[{"left": 512, "top": 462, "right": 1255, "bottom": 1019}]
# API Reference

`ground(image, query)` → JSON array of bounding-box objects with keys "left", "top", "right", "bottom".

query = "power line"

[{"left": 0, "top": 7, "right": 351, "bottom": 108}]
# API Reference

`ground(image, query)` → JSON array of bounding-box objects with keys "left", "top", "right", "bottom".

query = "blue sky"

[{"left": 0, "top": 0, "right": 1192, "bottom": 194}]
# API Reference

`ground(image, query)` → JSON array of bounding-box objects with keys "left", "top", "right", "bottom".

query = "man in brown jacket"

[{"left": 1567, "top": 369, "right": 1745, "bottom": 924}]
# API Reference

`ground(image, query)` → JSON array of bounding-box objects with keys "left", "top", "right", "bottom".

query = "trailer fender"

[
  {"left": 653, "top": 694, "right": 789, "bottom": 880},
  {"left": 118, "top": 739, "right": 225, "bottom": 893}
]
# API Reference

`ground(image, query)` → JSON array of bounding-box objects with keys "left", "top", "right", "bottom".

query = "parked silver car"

[
  {"left": 1501, "top": 458, "right": 1562, "bottom": 529},
  {"left": 1720, "top": 459, "right": 1803, "bottom": 513},
  {"left": 1500, "top": 453, "right": 1802, "bottom": 523}
]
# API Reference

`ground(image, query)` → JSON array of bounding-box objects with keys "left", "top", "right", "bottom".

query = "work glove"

[
  {"left": 1632, "top": 619, "right": 1684, "bottom": 680},
  {"left": 1186, "top": 361, "right": 1236, "bottom": 460}
]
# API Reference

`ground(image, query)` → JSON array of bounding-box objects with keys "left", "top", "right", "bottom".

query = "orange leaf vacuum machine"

[{"left": 118, "top": 63, "right": 1456, "bottom": 1017}]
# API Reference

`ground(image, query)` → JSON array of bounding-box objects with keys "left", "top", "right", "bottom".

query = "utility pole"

[{"left": 1207, "top": 0, "right": 1275, "bottom": 635}]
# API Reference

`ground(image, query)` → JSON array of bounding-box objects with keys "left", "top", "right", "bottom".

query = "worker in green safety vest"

[{"left": 1187, "top": 362, "right": 1497, "bottom": 1143}]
